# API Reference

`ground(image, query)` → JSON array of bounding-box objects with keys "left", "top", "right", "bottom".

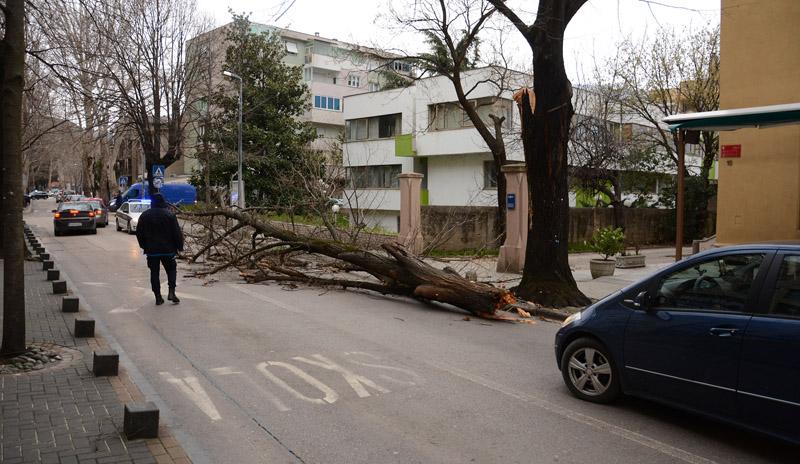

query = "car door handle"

[{"left": 709, "top": 327, "right": 740, "bottom": 337}]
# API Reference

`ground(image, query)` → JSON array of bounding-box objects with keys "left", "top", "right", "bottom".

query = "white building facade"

[{"left": 342, "top": 68, "right": 528, "bottom": 233}]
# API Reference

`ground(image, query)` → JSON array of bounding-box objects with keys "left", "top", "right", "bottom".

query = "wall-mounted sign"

[
  {"left": 506, "top": 193, "right": 516, "bottom": 210},
  {"left": 721, "top": 144, "right": 742, "bottom": 158}
]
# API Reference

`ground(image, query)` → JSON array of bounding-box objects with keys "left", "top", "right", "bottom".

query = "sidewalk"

[{"left": 0, "top": 231, "right": 190, "bottom": 463}]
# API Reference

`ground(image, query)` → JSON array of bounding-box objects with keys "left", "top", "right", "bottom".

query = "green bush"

[{"left": 588, "top": 227, "right": 625, "bottom": 261}]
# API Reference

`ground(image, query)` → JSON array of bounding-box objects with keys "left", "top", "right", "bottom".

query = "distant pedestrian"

[
  {"left": 135, "top": 193, "right": 184, "bottom": 305},
  {"left": 113, "top": 191, "right": 123, "bottom": 210}
]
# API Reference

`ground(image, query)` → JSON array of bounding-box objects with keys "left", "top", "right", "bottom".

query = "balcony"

[
  {"left": 308, "top": 54, "right": 342, "bottom": 72},
  {"left": 415, "top": 128, "right": 490, "bottom": 157}
]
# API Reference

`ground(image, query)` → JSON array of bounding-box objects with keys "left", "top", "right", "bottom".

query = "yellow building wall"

[{"left": 717, "top": 0, "right": 800, "bottom": 244}]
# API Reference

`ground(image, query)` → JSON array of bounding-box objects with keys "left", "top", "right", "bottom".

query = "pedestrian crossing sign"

[{"left": 152, "top": 165, "right": 165, "bottom": 179}]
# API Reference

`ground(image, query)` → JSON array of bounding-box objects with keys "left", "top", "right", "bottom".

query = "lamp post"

[{"left": 223, "top": 70, "right": 244, "bottom": 208}]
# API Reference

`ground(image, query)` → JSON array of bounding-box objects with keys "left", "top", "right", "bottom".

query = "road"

[{"left": 25, "top": 198, "right": 796, "bottom": 464}]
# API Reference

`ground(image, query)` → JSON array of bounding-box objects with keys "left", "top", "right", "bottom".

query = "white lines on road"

[
  {"left": 258, "top": 361, "right": 340, "bottom": 405},
  {"left": 109, "top": 307, "right": 139, "bottom": 314},
  {"left": 208, "top": 366, "right": 242, "bottom": 376},
  {"left": 424, "top": 360, "right": 717, "bottom": 464},
  {"left": 226, "top": 283, "right": 304, "bottom": 314},
  {"left": 292, "top": 354, "right": 390, "bottom": 398},
  {"left": 160, "top": 372, "right": 222, "bottom": 421}
]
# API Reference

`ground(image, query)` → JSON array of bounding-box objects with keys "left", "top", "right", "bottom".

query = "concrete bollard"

[
  {"left": 123, "top": 402, "right": 160, "bottom": 439},
  {"left": 47, "top": 269, "right": 60, "bottom": 281},
  {"left": 93, "top": 350, "right": 119, "bottom": 376},
  {"left": 74, "top": 318, "right": 95, "bottom": 337},
  {"left": 40, "top": 252, "right": 50, "bottom": 260},
  {"left": 42, "top": 260, "right": 54, "bottom": 270},
  {"left": 62, "top": 297, "right": 79, "bottom": 313},
  {"left": 52, "top": 280, "right": 67, "bottom": 294}
]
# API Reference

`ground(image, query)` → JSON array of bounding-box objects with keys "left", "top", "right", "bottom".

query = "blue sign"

[
  {"left": 506, "top": 193, "right": 516, "bottom": 210},
  {"left": 118, "top": 176, "right": 128, "bottom": 187},
  {"left": 152, "top": 165, "right": 166, "bottom": 179}
]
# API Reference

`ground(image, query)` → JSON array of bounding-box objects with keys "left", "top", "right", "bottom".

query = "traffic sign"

[
  {"left": 152, "top": 165, "right": 166, "bottom": 178},
  {"left": 118, "top": 176, "right": 128, "bottom": 187},
  {"left": 153, "top": 177, "right": 164, "bottom": 189}
]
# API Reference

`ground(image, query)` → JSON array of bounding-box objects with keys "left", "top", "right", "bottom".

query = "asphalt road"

[{"left": 25, "top": 198, "right": 797, "bottom": 464}]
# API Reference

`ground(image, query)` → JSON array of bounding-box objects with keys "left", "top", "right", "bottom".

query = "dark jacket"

[{"left": 136, "top": 201, "right": 184, "bottom": 255}]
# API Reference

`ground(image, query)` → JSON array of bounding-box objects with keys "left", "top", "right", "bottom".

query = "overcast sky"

[{"left": 194, "top": 0, "right": 720, "bottom": 80}]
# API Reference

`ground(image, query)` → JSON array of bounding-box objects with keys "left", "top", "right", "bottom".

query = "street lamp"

[{"left": 223, "top": 70, "right": 245, "bottom": 208}]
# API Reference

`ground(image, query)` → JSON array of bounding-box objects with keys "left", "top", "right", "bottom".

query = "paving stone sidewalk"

[{"left": 1, "top": 234, "right": 191, "bottom": 463}]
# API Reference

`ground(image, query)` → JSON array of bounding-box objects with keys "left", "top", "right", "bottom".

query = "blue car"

[
  {"left": 115, "top": 182, "right": 196, "bottom": 209},
  {"left": 555, "top": 244, "right": 800, "bottom": 444}
]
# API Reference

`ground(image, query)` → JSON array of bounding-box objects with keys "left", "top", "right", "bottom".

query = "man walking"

[{"left": 136, "top": 193, "right": 184, "bottom": 305}]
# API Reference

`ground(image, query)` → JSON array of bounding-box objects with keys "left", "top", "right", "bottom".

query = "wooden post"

[
  {"left": 497, "top": 164, "right": 528, "bottom": 273},
  {"left": 398, "top": 173, "right": 424, "bottom": 255},
  {"left": 676, "top": 129, "right": 685, "bottom": 261}
]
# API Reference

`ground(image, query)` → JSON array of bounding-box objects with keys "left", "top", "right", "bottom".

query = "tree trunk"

[
  {"left": 1, "top": 0, "right": 27, "bottom": 356},
  {"left": 514, "top": 3, "right": 590, "bottom": 308}
]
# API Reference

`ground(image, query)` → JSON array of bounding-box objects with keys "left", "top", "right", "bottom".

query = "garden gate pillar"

[
  {"left": 398, "top": 172, "right": 424, "bottom": 255},
  {"left": 497, "top": 164, "right": 528, "bottom": 273}
]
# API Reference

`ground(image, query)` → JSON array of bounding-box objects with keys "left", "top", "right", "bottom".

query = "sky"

[{"left": 194, "top": 0, "right": 720, "bottom": 80}]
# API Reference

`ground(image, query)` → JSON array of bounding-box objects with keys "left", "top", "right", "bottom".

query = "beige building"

[{"left": 716, "top": 0, "right": 800, "bottom": 244}]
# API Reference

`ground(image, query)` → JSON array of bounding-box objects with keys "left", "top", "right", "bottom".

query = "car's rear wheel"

[
  {"left": 90, "top": 228, "right": 97, "bottom": 235},
  {"left": 127, "top": 223, "right": 133, "bottom": 235},
  {"left": 560, "top": 337, "right": 620, "bottom": 403},
  {"left": 54, "top": 228, "right": 61, "bottom": 237},
  {"left": 116, "top": 220, "right": 122, "bottom": 232}
]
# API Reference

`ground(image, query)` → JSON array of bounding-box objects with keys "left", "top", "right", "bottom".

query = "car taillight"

[
  {"left": 54, "top": 212, "right": 61, "bottom": 219},
  {"left": 88, "top": 212, "right": 95, "bottom": 217},
  {"left": 68, "top": 209, "right": 79, "bottom": 215},
  {"left": 95, "top": 209, "right": 103, "bottom": 215}
]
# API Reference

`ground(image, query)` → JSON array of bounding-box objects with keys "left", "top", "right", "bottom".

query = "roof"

[{"left": 662, "top": 102, "right": 800, "bottom": 131}]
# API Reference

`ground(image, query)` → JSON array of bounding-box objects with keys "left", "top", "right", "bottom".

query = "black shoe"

[
  {"left": 168, "top": 291, "right": 180, "bottom": 304},
  {"left": 155, "top": 294, "right": 165, "bottom": 305}
]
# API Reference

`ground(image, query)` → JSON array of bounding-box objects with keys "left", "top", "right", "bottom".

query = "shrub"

[{"left": 588, "top": 227, "right": 625, "bottom": 260}]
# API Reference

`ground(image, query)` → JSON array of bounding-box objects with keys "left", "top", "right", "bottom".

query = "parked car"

[
  {"left": 118, "top": 182, "right": 196, "bottom": 207},
  {"left": 85, "top": 198, "right": 109, "bottom": 227},
  {"left": 53, "top": 202, "right": 97, "bottom": 236},
  {"left": 29, "top": 190, "right": 49, "bottom": 200},
  {"left": 555, "top": 244, "right": 800, "bottom": 445},
  {"left": 115, "top": 200, "right": 151, "bottom": 234}
]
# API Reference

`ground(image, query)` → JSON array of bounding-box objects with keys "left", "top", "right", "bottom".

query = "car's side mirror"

[{"left": 624, "top": 291, "right": 651, "bottom": 311}]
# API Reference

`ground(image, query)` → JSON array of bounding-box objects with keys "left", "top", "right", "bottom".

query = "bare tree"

[
  {"left": 389, "top": 0, "right": 519, "bottom": 240},
  {"left": 0, "top": 0, "right": 27, "bottom": 356},
  {"left": 81, "top": 0, "right": 210, "bottom": 194},
  {"left": 615, "top": 25, "right": 720, "bottom": 237}
]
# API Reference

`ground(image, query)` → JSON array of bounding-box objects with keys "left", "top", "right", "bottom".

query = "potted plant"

[
  {"left": 588, "top": 227, "right": 625, "bottom": 278},
  {"left": 616, "top": 241, "right": 646, "bottom": 268}
]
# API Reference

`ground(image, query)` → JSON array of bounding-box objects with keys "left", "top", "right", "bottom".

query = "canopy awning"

[{"left": 663, "top": 102, "right": 800, "bottom": 131}]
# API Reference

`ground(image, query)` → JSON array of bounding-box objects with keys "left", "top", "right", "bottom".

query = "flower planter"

[
  {"left": 590, "top": 259, "right": 616, "bottom": 279},
  {"left": 615, "top": 254, "right": 646, "bottom": 269}
]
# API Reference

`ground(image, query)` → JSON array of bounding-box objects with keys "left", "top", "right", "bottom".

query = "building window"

[
  {"left": 349, "top": 165, "right": 402, "bottom": 189},
  {"left": 429, "top": 98, "right": 513, "bottom": 131},
  {"left": 368, "top": 82, "right": 379, "bottom": 92},
  {"left": 314, "top": 95, "right": 341, "bottom": 111},
  {"left": 345, "top": 113, "right": 402, "bottom": 141},
  {"left": 483, "top": 160, "right": 498, "bottom": 189},
  {"left": 347, "top": 75, "right": 360, "bottom": 88},
  {"left": 285, "top": 41, "right": 299, "bottom": 54},
  {"left": 303, "top": 68, "right": 312, "bottom": 81},
  {"left": 392, "top": 61, "right": 411, "bottom": 72}
]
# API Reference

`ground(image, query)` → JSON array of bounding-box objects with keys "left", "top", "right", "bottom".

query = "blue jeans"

[{"left": 147, "top": 255, "right": 176, "bottom": 295}]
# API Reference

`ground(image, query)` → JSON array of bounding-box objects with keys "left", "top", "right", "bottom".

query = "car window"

[
  {"left": 121, "top": 203, "right": 129, "bottom": 213},
  {"left": 88, "top": 201, "right": 102, "bottom": 210},
  {"left": 129, "top": 203, "right": 151, "bottom": 213},
  {"left": 769, "top": 255, "right": 800, "bottom": 317},
  {"left": 60, "top": 202, "right": 93, "bottom": 212},
  {"left": 653, "top": 253, "right": 764, "bottom": 313}
]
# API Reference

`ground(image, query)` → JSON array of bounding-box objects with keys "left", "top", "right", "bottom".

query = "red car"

[{"left": 84, "top": 198, "right": 109, "bottom": 227}]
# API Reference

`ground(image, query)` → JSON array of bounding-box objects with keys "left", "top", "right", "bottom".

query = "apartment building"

[
  {"left": 342, "top": 68, "right": 700, "bottom": 233},
  {"left": 174, "top": 22, "right": 408, "bottom": 178}
]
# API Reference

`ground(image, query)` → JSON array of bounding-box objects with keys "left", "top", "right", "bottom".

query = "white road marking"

[
  {"left": 109, "top": 307, "right": 139, "bottom": 314},
  {"left": 160, "top": 372, "right": 222, "bottom": 421},
  {"left": 257, "top": 361, "right": 339, "bottom": 405},
  {"left": 425, "top": 360, "right": 717, "bottom": 464},
  {"left": 81, "top": 282, "right": 111, "bottom": 287},
  {"left": 227, "top": 283, "right": 303, "bottom": 314},
  {"left": 209, "top": 366, "right": 242, "bottom": 376},
  {"left": 344, "top": 352, "right": 424, "bottom": 386},
  {"left": 209, "top": 366, "right": 291, "bottom": 412},
  {"left": 293, "top": 354, "right": 390, "bottom": 398}
]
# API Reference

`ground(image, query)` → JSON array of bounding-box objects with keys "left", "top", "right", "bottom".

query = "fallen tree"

[{"left": 181, "top": 208, "right": 518, "bottom": 318}]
